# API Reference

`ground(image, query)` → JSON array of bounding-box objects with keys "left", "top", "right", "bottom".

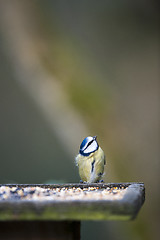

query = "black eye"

[{"left": 86, "top": 140, "right": 94, "bottom": 148}]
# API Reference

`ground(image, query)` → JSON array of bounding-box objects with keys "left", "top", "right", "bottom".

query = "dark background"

[{"left": 0, "top": 1, "right": 159, "bottom": 239}]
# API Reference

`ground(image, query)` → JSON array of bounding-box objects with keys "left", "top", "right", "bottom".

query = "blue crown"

[
  {"left": 80, "top": 137, "right": 88, "bottom": 150},
  {"left": 79, "top": 136, "right": 98, "bottom": 156}
]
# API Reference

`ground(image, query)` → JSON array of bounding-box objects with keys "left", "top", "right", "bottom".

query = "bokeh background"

[{"left": 0, "top": 1, "right": 159, "bottom": 240}]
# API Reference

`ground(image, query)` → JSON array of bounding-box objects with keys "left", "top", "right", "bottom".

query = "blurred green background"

[{"left": 0, "top": 1, "right": 159, "bottom": 240}]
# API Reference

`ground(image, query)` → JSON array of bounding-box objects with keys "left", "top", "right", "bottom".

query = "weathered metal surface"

[{"left": 0, "top": 183, "right": 145, "bottom": 221}]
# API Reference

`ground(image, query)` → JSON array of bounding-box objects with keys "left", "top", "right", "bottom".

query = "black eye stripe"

[
  {"left": 83, "top": 140, "right": 94, "bottom": 151},
  {"left": 87, "top": 140, "right": 94, "bottom": 148}
]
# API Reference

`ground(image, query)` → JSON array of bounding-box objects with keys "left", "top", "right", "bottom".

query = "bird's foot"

[
  {"left": 80, "top": 180, "right": 88, "bottom": 184},
  {"left": 97, "top": 179, "right": 104, "bottom": 183}
]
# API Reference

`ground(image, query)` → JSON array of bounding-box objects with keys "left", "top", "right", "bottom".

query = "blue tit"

[{"left": 75, "top": 136, "right": 106, "bottom": 183}]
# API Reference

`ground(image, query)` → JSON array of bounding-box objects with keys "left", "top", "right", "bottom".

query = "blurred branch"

[{"left": 0, "top": 1, "right": 89, "bottom": 157}]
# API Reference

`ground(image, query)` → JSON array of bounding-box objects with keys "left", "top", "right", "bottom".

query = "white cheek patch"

[{"left": 83, "top": 141, "right": 98, "bottom": 154}]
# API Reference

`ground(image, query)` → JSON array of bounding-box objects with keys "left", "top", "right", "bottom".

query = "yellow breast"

[{"left": 76, "top": 147, "right": 105, "bottom": 183}]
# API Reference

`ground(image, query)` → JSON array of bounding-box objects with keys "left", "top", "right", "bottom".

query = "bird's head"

[{"left": 79, "top": 136, "right": 99, "bottom": 156}]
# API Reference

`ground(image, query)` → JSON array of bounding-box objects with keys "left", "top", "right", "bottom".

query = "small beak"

[{"left": 93, "top": 136, "right": 97, "bottom": 140}]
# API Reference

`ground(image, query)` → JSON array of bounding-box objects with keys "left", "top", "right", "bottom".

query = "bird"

[{"left": 75, "top": 136, "right": 106, "bottom": 183}]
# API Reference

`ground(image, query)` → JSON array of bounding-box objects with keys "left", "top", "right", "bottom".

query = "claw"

[
  {"left": 97, "top": 179, "right": 104, "bottom": 183},
  {"left": 100, "top": 179, "right": 104, "bottom": 183}
]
